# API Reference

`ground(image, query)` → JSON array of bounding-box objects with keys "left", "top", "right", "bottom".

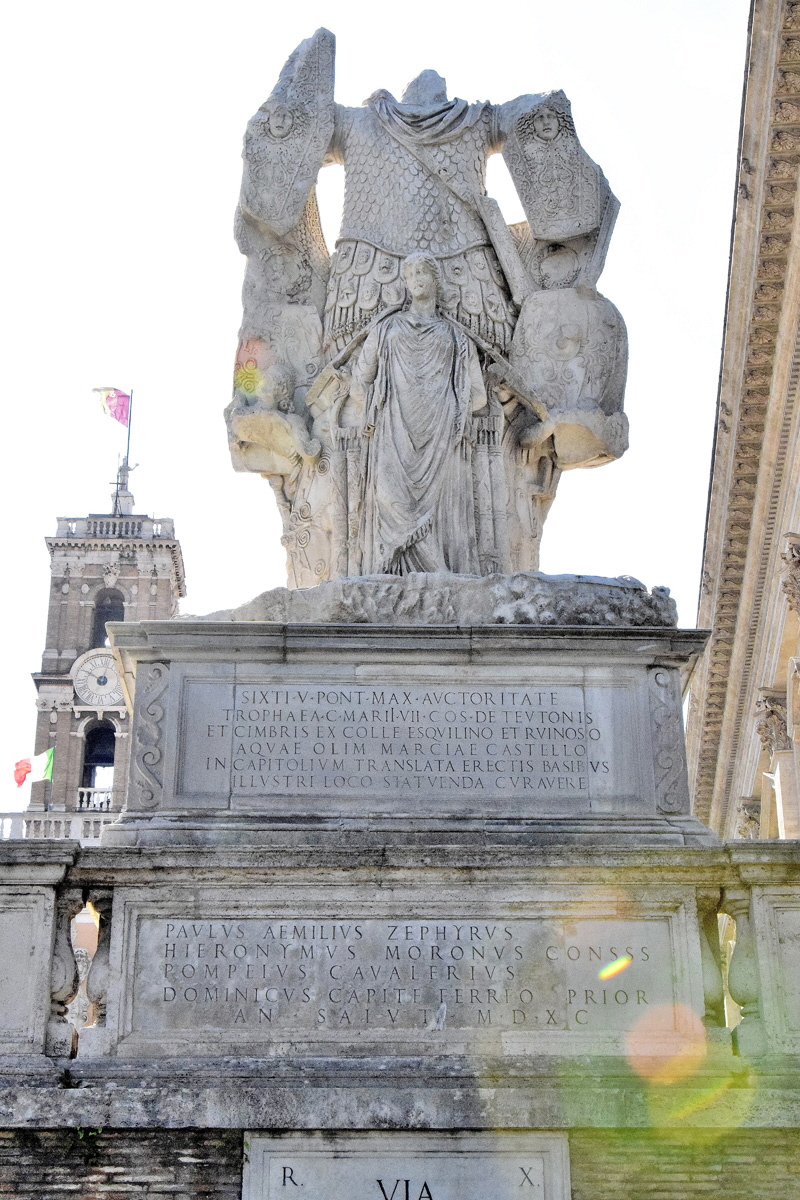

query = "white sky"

[{"left": 0, "top": 0, "right": 750, "bottom": 812}]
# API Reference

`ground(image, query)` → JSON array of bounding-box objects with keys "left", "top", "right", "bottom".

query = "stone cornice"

[
  {"left": 690, "top": 0, "right": 800, "bottom": 827},
  {"left": 46, "top": 537, "right": 187, "bottom": 597}
]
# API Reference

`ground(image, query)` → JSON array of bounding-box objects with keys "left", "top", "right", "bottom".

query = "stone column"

[
  {"left": 79, "top": 890, "right": 113, "bottom": 1057},
  {"left": 696, "top": 888, "right": 730, "bottom": 1047},
  {"left": 720, "top": 888, "right": 766, "bottom": 1058},
  {"left": 755, "top": 688, "right": 799, "bottom": 838},
  {"left": 45, "top": 888, "right": 83, "bottom": 1058}
]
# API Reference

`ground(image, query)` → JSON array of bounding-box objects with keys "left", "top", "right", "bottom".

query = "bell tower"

[{"left": 26, "top": 461, "right": 186, "bottom": 838}]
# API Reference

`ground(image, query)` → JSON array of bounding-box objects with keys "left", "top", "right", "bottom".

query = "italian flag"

[{"left": 14, "top": 748, "right": 54, "bottom": 787}]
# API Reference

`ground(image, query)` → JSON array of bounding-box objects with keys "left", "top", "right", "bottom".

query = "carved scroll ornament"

[{"left": 131, "top": 662, "right": 169, "bottom": 811}]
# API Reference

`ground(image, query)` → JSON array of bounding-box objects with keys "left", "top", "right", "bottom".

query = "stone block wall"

[
  {"left": 0, "top": 1129, "right": 241, "bottom": 1200},
  {"left": 569, "top": 1129, "right": 800, "bottom": 1198},
  {"left": 1, "top": 1129, "right": 798, "bottom": 1199}
]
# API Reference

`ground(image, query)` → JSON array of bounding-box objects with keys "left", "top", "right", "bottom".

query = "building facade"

[{"left": 686, "top": 0, "right": 800, "bottom": 842}]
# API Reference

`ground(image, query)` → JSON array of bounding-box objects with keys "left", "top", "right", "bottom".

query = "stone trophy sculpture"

[{"left": 225, "top": 28, "right": 628, "bottom": 586}]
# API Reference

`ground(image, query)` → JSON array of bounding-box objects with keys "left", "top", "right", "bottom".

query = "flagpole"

[{"left": 125, "top": 389, "right": 133, "bottom": 464}]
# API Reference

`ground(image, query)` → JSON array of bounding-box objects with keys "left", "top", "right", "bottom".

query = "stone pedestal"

[{"left": 103, "top": 609, "right": 713, "bottom": 849}]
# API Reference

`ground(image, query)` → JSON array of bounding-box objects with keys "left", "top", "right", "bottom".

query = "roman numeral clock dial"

[{"left": 71, "top": 650, "right": 124, "bottom": 707}]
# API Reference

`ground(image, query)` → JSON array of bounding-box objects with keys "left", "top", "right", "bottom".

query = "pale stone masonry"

[
  {"left": 23, "top": 500, "right": 185, "bottom": 834},
  {"left": 5, "top": 11, "right": 800, "bottom": 1198},
  {"left": 686, "top": 0, "right": 800, "bottom": 840}
]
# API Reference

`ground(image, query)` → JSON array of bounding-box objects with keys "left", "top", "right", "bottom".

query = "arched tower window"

[
  {"left": 91, "top": 589, "right": 125, "bottom": 648},
  {"left": 79, "top": 722, "right": 116, "bottom": 806}
]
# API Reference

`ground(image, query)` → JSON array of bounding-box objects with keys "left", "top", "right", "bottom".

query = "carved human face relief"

[
  {"left": 403, "top": 258, "right": 438, "bottom": 302},
  {"left": 532, "top": 107, "right": 560, "bottom": 141},
  {"left": 266, "top": 104, "right": 294, "bottom": 138}
]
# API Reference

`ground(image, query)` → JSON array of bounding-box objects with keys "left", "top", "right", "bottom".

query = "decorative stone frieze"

[
  {"left": 755, "top": 688, "right": 792, "bottom": 755},
  {"left": 781, "top": 531, "right": 800, "bottom": 612}
]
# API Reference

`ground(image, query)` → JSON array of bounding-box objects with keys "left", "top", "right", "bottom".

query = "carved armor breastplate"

[{"left": 335, "top": 106, "right": 494, "bottom": 258}]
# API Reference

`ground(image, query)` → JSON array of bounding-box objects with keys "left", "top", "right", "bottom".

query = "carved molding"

[
  {"left": 692, "top": 0, "right": 800, "bottom": 824},
  {"left": 755, "top": 687, "right": 792, "bottom": 755},
  {"left": 735, "top": 796, "right": 762, "bottom": 840},
  {"left": 647, "top": 667, "right": 689, "bottom": 813},
  {"left": 131, "top": 662, "right": 169, "bottom": 811},
  {"left": 781, "top": 531, "right": 800, "bottom": 612}
]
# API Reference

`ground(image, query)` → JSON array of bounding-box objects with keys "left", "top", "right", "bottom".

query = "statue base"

[{"left": 104, "top": 574, "right": 713, "bottom": 849}]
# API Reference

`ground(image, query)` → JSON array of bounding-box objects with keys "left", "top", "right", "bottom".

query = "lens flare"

[
  {"left": 625, "top": 1004, "right": 707, "bottom": 1083},
  {"left": 666, "top": 1076, "right": 734, "bottom": 1121},
  {"left": 646, "top": 1069, "right": 755, "bottom": 1141},
  {"left": 598, "top": 953, "right": 633, "bottom": 980}
]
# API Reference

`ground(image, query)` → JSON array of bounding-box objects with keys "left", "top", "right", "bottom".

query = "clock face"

[{"left": 72, "top": 652, "right": 124, "bottom": 707}]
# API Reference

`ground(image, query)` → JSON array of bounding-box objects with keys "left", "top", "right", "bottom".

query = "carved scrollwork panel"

[
  {"left": 131, "top": 662, "right": 169, "bottom": 811},
  {"left": 647, "top": 667, "right": 689, "bottom": 813}
]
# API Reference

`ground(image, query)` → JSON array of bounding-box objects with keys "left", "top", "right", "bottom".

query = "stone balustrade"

[
  {"left": 76, "top": 787, "right": 113, "bottom": 811},
  {"left": 53, "top": 515, "right": 175, "bottom": 540},
  {"left": 0, "top": 837, "right": 799, "bottom": 1132},
  {"left": 1, "top": 812, "right": 116, "bottom": 844}
]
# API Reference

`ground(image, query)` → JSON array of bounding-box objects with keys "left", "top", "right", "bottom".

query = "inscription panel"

[
  {"left": 177, "top": 680, "right": 638, "bottom": 806},
  {"left": 121, "top": 903, "right": 699, "bottom": 1054},
  {"left": 752, "top": 890, "right": 800, "bottom": 1052},
  {"left": 243, "top": 1133, "right": 570, "bottom": 1200}
]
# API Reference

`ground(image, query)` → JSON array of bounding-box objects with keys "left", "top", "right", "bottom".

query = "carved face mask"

[
  {"left": 267, "top": 105, "right": 294, "bottom": 138},
  {"left": 532, "top": 107, "right": 560, "bottom": 141}
]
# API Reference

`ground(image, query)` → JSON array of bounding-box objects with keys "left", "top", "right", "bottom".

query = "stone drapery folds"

[{"left": 226, "top": 29, "right": 629, "bottom": 587}]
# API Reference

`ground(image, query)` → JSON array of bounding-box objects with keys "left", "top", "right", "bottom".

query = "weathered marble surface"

[
  {"left": 102, "top": 620, "right": 710, "bottom": 846},
  {"left": 243, "top": 1133, "right": 570, "bottom": 1200},
  {"left": 99, "top": 880, "right": 704, "bottom": 1060},
  {"left": 0, "top": 890, "right": 54, "bottom": 1055},
  {"left": 196, "top": 571, "right": 677, "bottom": 628},
  {"left": 5, "top": 841, "right": 800, "bottom": 1129},
  {"left": 226, "top": 29, "right": 628, "bottom": 585}
]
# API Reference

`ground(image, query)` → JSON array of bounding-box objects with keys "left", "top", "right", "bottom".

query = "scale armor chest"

[
  {"left": 323, "top": 106, "right": 516, "bottom": 359},
  {"left": 337, "top": 107, "right": 494, "bottom": 257}
]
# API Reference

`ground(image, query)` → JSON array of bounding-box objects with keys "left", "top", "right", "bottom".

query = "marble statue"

[{"left": 225, "top": 29, "right": 628, "bottom": 587}]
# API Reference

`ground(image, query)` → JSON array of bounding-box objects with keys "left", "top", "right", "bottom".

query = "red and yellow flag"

[{"left": 93, "top": 387, "right": 130, "bottom": 427}]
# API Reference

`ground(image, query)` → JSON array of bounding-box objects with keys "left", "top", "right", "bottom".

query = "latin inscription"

[
  {"left": 183, "top": 684, "right": 625, "bottom": 800},
  {"left": 242, "top": 1134, "right": 570, "bottom": 1200},
  {"left": 271, "top": 1162, "right": 540, "bottom": 1199},
  {"left": 132, "top": 915, "right": 678, "bottom": 1037}
]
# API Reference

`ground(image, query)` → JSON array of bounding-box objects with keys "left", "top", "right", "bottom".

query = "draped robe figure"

[
  {"left": 352, "top": 256, "right": 487, "bottom": 575},
  {"left": 226, "top": 30, "right": 629, "bottom": 587}
]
